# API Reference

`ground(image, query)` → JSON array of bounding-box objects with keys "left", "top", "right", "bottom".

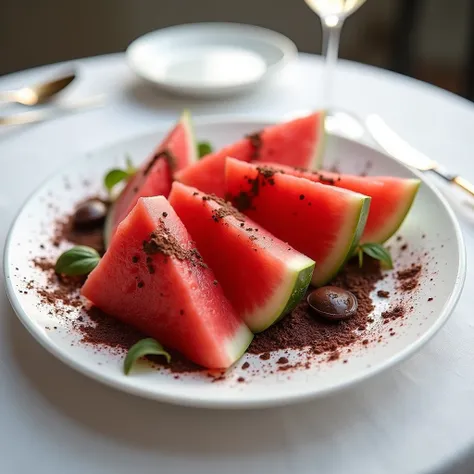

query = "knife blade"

[{"left": 365, "top": 114, "right": 474, "bottom": 198}]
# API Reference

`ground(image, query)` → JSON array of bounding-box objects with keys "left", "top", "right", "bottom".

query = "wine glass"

[{"left": 305, "top": 0, "right": 367, "bottom": 109}]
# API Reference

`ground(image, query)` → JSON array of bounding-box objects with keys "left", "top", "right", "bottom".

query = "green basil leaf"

[
  {"left": 124, "top": 338, "right": 171, "bottom": 375},
  {"left": 104, "top": 168, "right": 129, "bottom": 193},
  {"left": 55, "top": 245, "right": 101, "bottom": 275},
  {"left": 197, "top": 141, "right": 213, "bottom": 158},
  {"left": 361, "top": 243, "right": 393, "bottom": 269}
]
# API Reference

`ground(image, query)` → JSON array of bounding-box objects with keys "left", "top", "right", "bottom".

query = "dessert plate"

[
  {"left": 3, "top": 116, "right": 466, "bottom": 409},
  {"left": 126, "top": 23, "right": 297, "bottom": 98}
]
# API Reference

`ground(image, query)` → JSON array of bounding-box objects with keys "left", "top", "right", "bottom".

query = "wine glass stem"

[{"left": 321, "top": 18, "right": 344, "bottom": 110}]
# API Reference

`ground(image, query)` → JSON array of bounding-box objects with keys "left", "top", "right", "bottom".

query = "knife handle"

[
  {"left": 453, "top": 176, "right": 474, "bottom": 198},
  {"left": 432, "top": 167, "right": 474, "bottom": 198}
]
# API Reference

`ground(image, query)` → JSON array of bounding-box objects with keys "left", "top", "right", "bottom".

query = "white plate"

[
  {"left": 3, "top": 116, "right": 466, "bottom": 409},
  {"left": 126, "top": 23, "right": 297, "bottom": 98}
]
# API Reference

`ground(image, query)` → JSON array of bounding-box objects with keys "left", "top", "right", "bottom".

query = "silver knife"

[{"left": 366, "top": 114, "right": 474, "bottom": 198}]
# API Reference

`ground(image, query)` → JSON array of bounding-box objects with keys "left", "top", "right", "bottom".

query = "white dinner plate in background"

[{"left": 126, "top": 23, "right": 298, "bottom": 98}]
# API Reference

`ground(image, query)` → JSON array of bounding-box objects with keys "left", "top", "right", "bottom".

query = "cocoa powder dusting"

[
  {"left": 77, "top": 307, "right": 144, "bottom": 352},
  {"left": 33, "top": 258, "right": 85, "bottom": 312},
  {"left": 53, "top": 214, "right": 105, "bottom": 254},
  {"left": 205, "top": 194, "right": 246, "bottom": 222},
  {"left": 230, "top": 166, "right": 278, "bottom": 212},
  {"left": 381, "top": 306, "right": 405, "bottom": 321},
  {"left": 246, "top": 132, "right": 263, "bottom": 159},
  {"left": 397, "top": 264, "right": 421, "bottom": 292},
  {"left": 143, "top": 225, "right": 207, "bottom": 268}
]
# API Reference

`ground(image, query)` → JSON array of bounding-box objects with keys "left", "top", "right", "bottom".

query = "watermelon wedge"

[
  {"left": 104, "top": 111, "right": 196, "bottom": 246},
  {"left": 225, "top": 158, "right": 371, "bottom": 287},
  {"left": 169, "top": 182, "right": 315, "bottom": 333},
  {"left": 176, "top": 112, "right": 326, "bottom": 197},
  {"left": 257, "top": 163, "right": 420, "bottom": 243},
  {"left": 82, "top": 196, "right": 253, "bottom": 369}
]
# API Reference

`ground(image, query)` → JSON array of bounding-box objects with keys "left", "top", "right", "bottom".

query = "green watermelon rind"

[
  {"left": 250, "top": 257, "right": 315, "bottom": 333},
  {"left": 223, "top": 324, "right": 255, "bottom": 364},
  {"left": 179, "top": 109, "right": 198, "bottom": 165},
  {"left": 103, "top": 202, "right": 116, "bottom": 249},
  {"left": 310, "top": 110, "right": 327, "bottom": 170},
  {"left": 311, "top": 195, "right": 371, "bottom": 287},
  {"left": 360, "top": 179, "right": 421, "bottom": 244}
]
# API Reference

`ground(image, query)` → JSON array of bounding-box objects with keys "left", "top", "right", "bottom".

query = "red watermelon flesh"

[
  {"left": 82, "top": 196, "right": 253, "bottom": 369},
  {"left": 176, "top": 112, "right": 325, "bottom": 197},
  {"left": 258, "top": 163, "right": 420, "bottom": 244},
  {"left": 104, "top": 111, "right": 196, "bottom": 246},
  {"left": 225, "top": 158, "right": 371, "bottom": 287},
  {"left": 157, "top": 109, "right": 197, "bottom": 171},
  {"left": 169, "top": 182, "right": 315, "bottom": 333},
  {"left": 104, "top": 157, "right": 173, "bottom": 247}
]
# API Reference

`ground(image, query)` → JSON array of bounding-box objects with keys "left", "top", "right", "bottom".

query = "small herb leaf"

[
  {"left": 104, "top": 169, "right": 129, "bottom": 193},
  {"left": 55, "top": 246, "right": 101, "bottom": 276},
  {"left": 124, "top": 338, "right": 171, "bottom": 375},
  {"left": 125, "top": 155, "right": 137, "bottom": 175},
  {"left": 197, "top": 141, "right": 213, "bottom": 158},
  {"left": 361, "top": 243, "right": 393, "bottom": 269}
]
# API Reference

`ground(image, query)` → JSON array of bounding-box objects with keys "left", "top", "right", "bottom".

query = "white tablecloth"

[{"left": 1, "top": 53, "right": 474, "bottom": 474}]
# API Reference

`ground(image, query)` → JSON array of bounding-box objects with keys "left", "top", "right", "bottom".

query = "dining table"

[{"left": 1, "top": 52, "right": 474, "bottom": 474}]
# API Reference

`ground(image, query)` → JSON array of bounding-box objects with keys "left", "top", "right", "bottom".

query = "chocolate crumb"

[
  {"left": 237, "top": 377, "right": 245, "bottom": 383},
  {"left": 381, "top": 305, "right": 405, "bottom": 321},
  {"left": 259, "top": 352, "right": 271, "bottom": 360},
  {"left": 242, "top": 361, "right": 250, "bottom": 370},
  {"left": 377, "top": 290, "right": 390, "bottom": 298},
  {"left": 328, "top": 351, "right": 340, "bottom": 361},
  {"left": 397, "top": 265, "right": 421, "bottom": 280},
  {"left": 277, "top": 356, "right": 289, "bottom": 364},
  {"left": 428, "top": 297, "right": 433, "bottom": 302},
  {"left": 397, "top": 264, "right": 421, "bottom": 292}
]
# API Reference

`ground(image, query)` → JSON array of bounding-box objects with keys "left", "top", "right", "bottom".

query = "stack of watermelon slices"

[{"left": 83, "top": 111, "right": 420, "bottom": 370}]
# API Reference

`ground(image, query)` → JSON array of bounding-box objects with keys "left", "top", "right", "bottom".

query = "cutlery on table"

[
  {"left": 365, "top": 114, "right": 474, "bottom": 198},
  {"left": 0, "top": 95, "right": 106, "bottom": 126},
  {"left": 0, "top": 70, "right": 76, "bottom": 106}
]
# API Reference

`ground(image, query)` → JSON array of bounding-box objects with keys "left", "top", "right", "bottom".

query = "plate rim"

[
  {"left": 125, "top": 22, "right": 298, "bottom": 94},
  {"left": 3, "top": 114, "right": 467, "bottom": 409}
]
